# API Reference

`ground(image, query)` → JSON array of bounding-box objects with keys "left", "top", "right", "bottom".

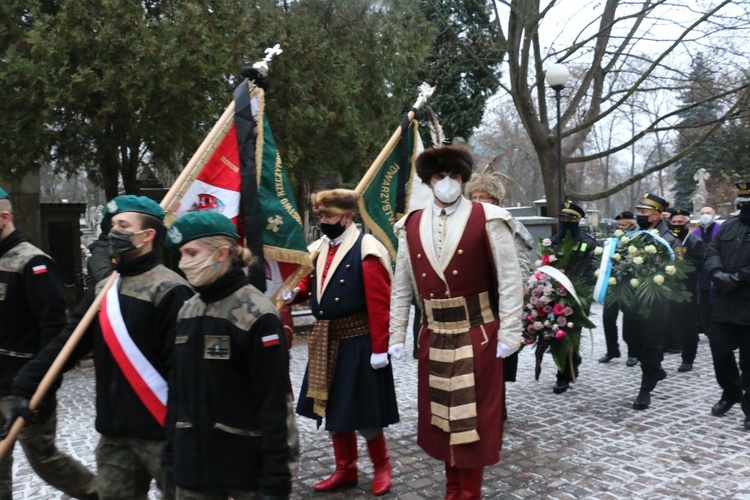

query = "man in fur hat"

[
  {"left": 464, "top": 172, "right": 532, "bottom": 420},
  {"left": 292, "top": 185, "right": 398, "bottom": 496},
  {"left": 389, "top": 146, "right": 523, "bottom": 499}
]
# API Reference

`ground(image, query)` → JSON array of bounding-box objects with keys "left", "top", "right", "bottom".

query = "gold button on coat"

[{"left": 452, "top": 270, "right": 458, "bottom": 276}]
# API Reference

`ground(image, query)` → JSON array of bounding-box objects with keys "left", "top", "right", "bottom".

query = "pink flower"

[
  {"left": 555, "top": 330, "right": 567, "bottom": 339},
  {"left": 533, "top": 321, "right": 544, "bottom": 330},
  {"left": 563, "top": 306, "right": 574, "bottom": 316},
  {"left": 534, "top": 272, "right": 543, "bottom": 280},
  {"left": 542, "top": 305, "right": 552, "bottom": 314},
  {"left": 541, "top": 254, "right": 551, "bottom": 265},
  {"left": 552, "top": 303, "right": 566, "bottom": 316},
  {"left": 525, "top": 337, "right": 536, "bottom": 344},
  {"left": 557, "top": 316, "right": 568, "bottom": 327},
  {"left": 557, "top": 287, "right": 568, "bottom": 296}
]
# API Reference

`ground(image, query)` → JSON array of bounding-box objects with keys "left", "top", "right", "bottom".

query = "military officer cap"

[
  {"left": 559, "top": 201, "right": 586, "bottom": 220},
  {"left": 0, "top": 187, "right": 9, "bottom": 200},
  {"left": 614, "top": 211, "right": 634, "bottom": 220},
  {"left": 106, "top": 195, "right": 164, "bottom": 221},
  {"left": 736, "top": 181, "right": 750, "bottom": 204},
  {"left": 635, "top": 192, "right": 669, "bottom": 213},
  {"left": 165, "top": 211, "right": 240, "bottom": 249},
  {"left": 670, "top": 208, "right": 691, "bottom": 218}
]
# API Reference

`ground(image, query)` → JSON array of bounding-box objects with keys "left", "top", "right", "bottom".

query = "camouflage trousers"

[
  {"left": 95, "top": 434, "right": 174, "bottom": 500},
  {"left": 176, "top": 487, "right": 257, "bottom": 500},
  {"left": 0, "top": 395, "right": 96, "bottom": 500}
]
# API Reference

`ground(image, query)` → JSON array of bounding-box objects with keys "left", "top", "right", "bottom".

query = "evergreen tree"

[
  {"left": 672, "top": 53, "right": 722, "bottom": 209},
  {"left": 416, "top": 0, "right": 503, "bottom": 142}
]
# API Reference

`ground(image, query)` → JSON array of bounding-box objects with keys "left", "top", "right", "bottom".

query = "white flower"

[
  {"left": 628, "top": 245, "right": 638, "bottom": 255},
  {"left": 665, "top": 265, "right": 676, "bottom": 276},
  {"left": 612, "top": 253, "right": 622, "bottom": 261},
  {"left": 608, "top": 277, "right": 617, "bottom": 285},
  {"left": 594, "top": 269, "right": 600, "bottom": 277},
  {"left": 542, "top": 238, "right": 552, "bottom": 247},
  {"left": 543, "top": 320, "right": 551, "bottom": 328},
  {"left": 630, "top": 278, "right": 640, "bottom": 288},
  {"left": 633, "top": 256, "right": 644, "bottom": 265},
  {"left": 567, "top": 322, "right": 575, "bottom": 328},
  {"left": 653, "top": 274, "right": 665, "bottom": 285},
  {"left": 535, "top": 260, "right": 543, "bottom": 267},
  {"left": 549, "top": 255, "right": 558, "bottom": 262},
  {"left": 594, "top": 247, "right": 603, "bottom": 256},
  {"left": 614, "top": 229, "right": 624, "bottom": 237},
  {"left": 620, "top": 236, "right": 630, "bottom": 244},
  {"left": 645, "top": 245, "right": 657, "bottom": 254},
  {"left": 650, "top": 229, "right": 660, "bottom": 235}
]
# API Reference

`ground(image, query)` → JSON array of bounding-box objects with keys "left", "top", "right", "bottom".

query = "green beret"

[
  {"left": 165, "top": 211, "right": 240, "bottom": 249},
  {"left": 106, "top": 195, "right": 164, "bottom": 221},
  {"left": 0, "top": 187, "right": 9, "bottom": 200}
]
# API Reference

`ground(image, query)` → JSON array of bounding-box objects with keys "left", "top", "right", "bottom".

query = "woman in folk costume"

[
  {"left": 293, "top": 187, "right": 398, "bottom": 496},
  {"left": 388, "top": 146, "right": 524, "bottom": 499},
  {"left": 164, "top": 211, "right": 293, "bottom": 500}
]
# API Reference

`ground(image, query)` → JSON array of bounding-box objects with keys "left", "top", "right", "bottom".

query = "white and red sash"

[{"left": 98, "top": 275, "right": 168, "bottom": 426}]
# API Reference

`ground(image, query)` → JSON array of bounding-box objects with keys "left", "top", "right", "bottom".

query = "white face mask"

[
  {"left": 699, "top": 213, "right": 714, "bottom": 227},
  {"left": 432, "top": 176, "right": 462, "bottom": 204}
]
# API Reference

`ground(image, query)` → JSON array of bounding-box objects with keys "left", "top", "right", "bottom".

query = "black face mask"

[
  {"left": 669, "top": 224, "right": 686, "bottom": 238},
  {"left": 320, "top": 221, "right": 346, "bottom": 240},
  {"left": 108, "top": 228, "right": 142, "bottom": 261},
  {"left": 558, "top": 221, "right": 579, "bottom": 233},
  {"left": 636, "top": 215, "right": 652, "bottom": 230}
]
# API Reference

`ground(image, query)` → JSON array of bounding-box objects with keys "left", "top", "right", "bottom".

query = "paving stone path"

[{"left": 10, "top": 304, "right": 750, "bottom": 499}]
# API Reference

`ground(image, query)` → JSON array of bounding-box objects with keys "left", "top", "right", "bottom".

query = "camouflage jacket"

[
  {"left": 13, "top": 250, "right": 193, "bottom": 440},
  {"left": 0, "top": 231, "right": 67, "bottom": 394},
  {"left": 168, "top": 266, "right": 292, "bottom": 496}
]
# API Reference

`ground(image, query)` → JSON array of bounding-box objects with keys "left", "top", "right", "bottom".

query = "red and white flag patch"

[
  {"left": 32, "top": 265, "right": 48, "bottom": 275},
  {"left": 261, "top": 334, "right": 280, "bottom": 347}
]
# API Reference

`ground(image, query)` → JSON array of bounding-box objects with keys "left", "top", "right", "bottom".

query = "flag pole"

[
  {"left": 0, "top": 103, "right": 237, "bottom": 460},
  {"left": 355, "top": 82, "right": 435, "bottom": 195}
]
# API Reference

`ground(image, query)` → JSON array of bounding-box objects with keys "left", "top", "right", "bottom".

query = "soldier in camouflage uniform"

[
  {"left": 164, "top": 211, "right": 292, "bottom": 500},
  {"left": 10, "top": 195, "right": 193, "bottom": 500},
  {"left": 0, "top": 186, "right": 96, "bottom": 499}
]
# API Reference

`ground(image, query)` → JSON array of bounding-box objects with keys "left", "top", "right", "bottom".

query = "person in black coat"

[
  {"left": 549, "top": 202, "right": 599, "bottom": 395},
  {"left": 599, "top": 211, "right": 637, "bottom": 366},
  {"left": 703, "top": 182, "right": 750, "bottom": 429},
  {"left": 626, "top": 193, "right": 682, "bottom": 411},
  {"left": 669, "top": 209, "right": 705, "bottom": 373},
  {"left": 164, "top": 211, "right": 292, "bottom": 499}
]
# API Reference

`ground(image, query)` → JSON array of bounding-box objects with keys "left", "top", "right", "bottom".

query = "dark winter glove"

[
  {"left": 0, "top": 396, "right": 54, "bottom": 439},
  {"left": 713, "top": 271, "right": 739, "bottom": 291}
]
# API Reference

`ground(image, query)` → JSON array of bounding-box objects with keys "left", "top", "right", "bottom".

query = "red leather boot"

[
  {"left": 313, "top": 431, "right": 358, "bottom": 492},
  {"left": 459, "top": 466, "right": 484, "bottom": 500},
  {"left": 444, "top": 462, "right": 461, "bottom": 500},
  {"left": 366, "top": 431, "right": 392, "bottom": 495}
]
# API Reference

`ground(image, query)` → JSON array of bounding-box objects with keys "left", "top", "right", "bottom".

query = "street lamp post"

[{"left": 545, "top": 63, "right": 570, "bottom": 210}]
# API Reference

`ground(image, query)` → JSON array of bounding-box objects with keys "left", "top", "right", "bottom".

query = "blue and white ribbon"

[
  {"left": 592, "top": 230, "right": 675, "bottom": 304},
  {"left": 627, "top": 229, "right": 675, "bottom": 260},
  {"left": 593, "top": 237, "right": 617, "bottom": 304}
]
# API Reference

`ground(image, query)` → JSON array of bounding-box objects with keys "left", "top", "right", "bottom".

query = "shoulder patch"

[{"left": 0, "top": 242, "right": 49, "bottom": 274}]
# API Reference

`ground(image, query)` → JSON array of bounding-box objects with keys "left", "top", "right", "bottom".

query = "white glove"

[
  {"left": 496, "top": 342, "right": 519, "bottom": 359},
  {"left": 387, "top": 343, "right": 405, "bottom": 360},
  {"left": 283, "top": 287, "right": 300, "bottom": 305},
  {"left": 370, "top": 352, "right": 389, "bottom": 369}
]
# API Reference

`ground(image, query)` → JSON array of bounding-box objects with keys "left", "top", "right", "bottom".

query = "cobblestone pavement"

[{"left": 10, "top": 304, "right": 750, "bottom": 499}]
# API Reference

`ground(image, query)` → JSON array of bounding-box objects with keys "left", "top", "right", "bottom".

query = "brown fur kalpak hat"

[
  {"left": 464, "top": 173, "right": 506, "bottom": 203},
  {"left": 416, "top": 146, "right": 473, "bottom": 184},
  {"left": 311, "top": 189, "right": 358, "bottom": 216}
]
